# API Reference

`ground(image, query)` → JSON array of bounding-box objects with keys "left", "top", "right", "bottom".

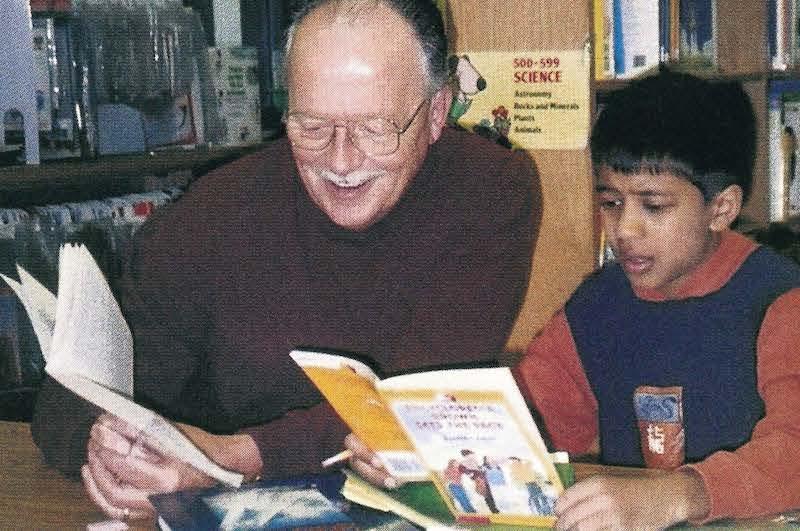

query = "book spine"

[
  {"left": 605, "top": 0, "right": 615, "bottom": 77},
  {"left": 710, "top": 0, "right": 718, "bottom": 67},
  {"left": 669, "top": 0, "right": 680, "bottom": 61},
  {"left": 613, "top": 0, "right": 625, "bottom": 76},
  {"left": 594, "top": 0, "right": 606, "bottom": 78},
  {"left": 659, "top": 0, "right": 670, "bottom": 62},
  {"left": 793, "top": 0, "right": 800, "bottom": 67},
  {"left": 783, "top": 0, "right": 792, "bottom": 69},
  {"left": 617, "top": 0, "right": 660, "bottom": 79},
  {"left": 769, "top": 86, "right": 784, "bottom": 221}
]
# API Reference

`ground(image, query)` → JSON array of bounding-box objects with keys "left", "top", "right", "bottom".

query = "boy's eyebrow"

[{"left": 595, "top": 184, "right": 670, "bottom": 198}]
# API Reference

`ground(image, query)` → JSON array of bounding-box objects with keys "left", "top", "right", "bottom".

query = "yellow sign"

[{"left": 448, "top": 50, "right": 590, "bottom": 150}]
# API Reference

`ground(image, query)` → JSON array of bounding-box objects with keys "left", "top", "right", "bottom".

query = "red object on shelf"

[{"left": 29, "top": 0, "right": 71, "bottom": 13}]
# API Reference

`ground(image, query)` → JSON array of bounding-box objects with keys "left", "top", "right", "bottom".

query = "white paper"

[{"left": 2, "top": 244, "right": 243, "bottom": 487}]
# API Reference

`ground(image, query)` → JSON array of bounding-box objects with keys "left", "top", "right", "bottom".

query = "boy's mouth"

[{"left": 620, "top": 254, "right": 654, "bottom": 275}]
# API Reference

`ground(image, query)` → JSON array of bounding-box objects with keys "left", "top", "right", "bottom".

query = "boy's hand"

[
  {"left": 344, "top": 433, "right": 403, "bottom": 489},
  {"left": 554, "top": 469, "right": 709, "bottom": 530}
]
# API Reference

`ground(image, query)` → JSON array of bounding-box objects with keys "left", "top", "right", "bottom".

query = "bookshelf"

[
  {"left": 446, "top": 0, "right": 789, "bottom": 354},
  {"left": 0, "top": 144, "right": 260, "bottom": 208},
  {"left": 593, "top": 0, "right": 785, "bottom": 227},
  {"left": 0, "top": 0, "right": 786, "bottom": 357},
  {"left": 446, "top": 0, "right": 596, "bottom": 354}
]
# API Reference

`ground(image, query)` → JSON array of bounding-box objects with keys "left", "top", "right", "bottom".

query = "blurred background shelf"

[{"left": 0, "top": 143, "right": 263, "bottom": 207}]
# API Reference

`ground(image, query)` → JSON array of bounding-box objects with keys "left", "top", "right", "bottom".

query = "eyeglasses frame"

[{"left": 283, "top": 98, "right": 430, "bottom": 156}]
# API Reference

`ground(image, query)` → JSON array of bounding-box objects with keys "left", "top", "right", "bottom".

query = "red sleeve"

[
  {"left": 513, "top": 310, "right": 598, "bottom": 455},
  {"left": 683, "top": 287, "right": 800, "bottom": 523}
]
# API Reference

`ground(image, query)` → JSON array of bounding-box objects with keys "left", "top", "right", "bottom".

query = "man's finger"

[
  {"left": 93, "top": 443, "right": 182, "bottom": 493},
  {"left": 81, "top": 463, "right": 153, "bottom": 521},
  {"left": 95, "top": 414, "right": 142, "bottom": 441}
]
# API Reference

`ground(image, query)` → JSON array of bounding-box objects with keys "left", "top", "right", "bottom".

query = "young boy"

[
  {"left": 344, "top": 71, "right": 800, "bottom": 528},
  {"left": 514, "top": 71, "right": 800, "bottom": 528}
]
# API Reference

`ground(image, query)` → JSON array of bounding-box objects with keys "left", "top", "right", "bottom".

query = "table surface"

[{"left": 0, "top": 420, "right": 793, "bottom": 530}]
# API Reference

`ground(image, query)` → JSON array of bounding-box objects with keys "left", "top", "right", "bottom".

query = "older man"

[{"left": 31, "top": 0, "right": 540, "bottom": 520}]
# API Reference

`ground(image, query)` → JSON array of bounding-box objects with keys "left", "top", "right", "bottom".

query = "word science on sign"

[{"left": 448, "top": 50, "right": 589, "bottom": 149}]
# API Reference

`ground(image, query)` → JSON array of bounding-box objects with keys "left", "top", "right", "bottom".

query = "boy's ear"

[{"left": 708, "top": 184, "right": 743, "bottom": 232}]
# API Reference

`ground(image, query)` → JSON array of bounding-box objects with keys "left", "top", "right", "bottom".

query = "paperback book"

[
  {"left": 149, "top": 473, "right": 405, "bottom": 530},
  {"left": 1, "top": 244, "right": 243, "bottom": 487},
  {"left": 290, "top": 349, "right": 563, "bottom": 527},
  {"left": 613, "top": 0, "right": 660, "bottom": 79}
]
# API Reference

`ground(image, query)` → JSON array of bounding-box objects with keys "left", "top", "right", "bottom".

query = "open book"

[
  {"left": 1, "top": 244, "right": 243, "bottom": 487},
  {"left": 290, "top": 349, "right": 563, "bottom": 527}
]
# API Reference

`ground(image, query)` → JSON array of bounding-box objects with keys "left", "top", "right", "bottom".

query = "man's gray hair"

[{"left": 283, "top": 0, "right": 449, "bottom": 96}]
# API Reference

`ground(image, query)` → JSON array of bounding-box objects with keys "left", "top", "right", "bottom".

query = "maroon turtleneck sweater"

[{"left": 31, "top": 127, "right": 540, "bottom": 479}]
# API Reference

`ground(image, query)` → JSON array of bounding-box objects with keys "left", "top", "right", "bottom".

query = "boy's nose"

[
  {"left": 329, "top": 126, "right": 365, "bottom": 175},
  {"left": 616, "top": 208, "right": 645, "bottom": 239}
]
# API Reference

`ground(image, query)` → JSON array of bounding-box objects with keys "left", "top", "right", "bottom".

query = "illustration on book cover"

[{"left": 391, "top": 392, "right": 558, "bottom": 517}]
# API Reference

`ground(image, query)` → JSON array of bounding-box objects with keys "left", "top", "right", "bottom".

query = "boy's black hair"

[{"left": 590, "top": 69, "right": 756, "bottom": 202}]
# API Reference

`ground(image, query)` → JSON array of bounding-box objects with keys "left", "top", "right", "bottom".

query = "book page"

[
  {"left": 289, "top": 350, "right": 427, "bottom": 479},
  {"left": 53, "top": 372, "right": 243, "bottom": 487},
  {"left": 378, "top": 367, "right": 560, "bottom": 526},
  {"left": 1, "top": 269, "right": 57, "bottom": 361},
  {"left": 47, "top": 244, "right": 133, "bottom": 396},
  {"left": 341, "top": 470, "right": 449, "bottom": 530}
]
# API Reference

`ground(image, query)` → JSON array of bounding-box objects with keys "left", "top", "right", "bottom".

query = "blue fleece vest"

[{"left": 565, "top": 245, "right": 800, "bottom": 466}]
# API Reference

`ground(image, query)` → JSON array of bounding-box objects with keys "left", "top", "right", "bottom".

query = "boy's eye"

[
  {"left": 643, "top": 202, "right": 669, "bottom": 213},
  {"left": 599, "top": 198, "right": 622, "bottom": 210}
]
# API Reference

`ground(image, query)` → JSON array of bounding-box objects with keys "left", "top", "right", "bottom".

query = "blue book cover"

[
  {"left": 678, "top": 0, "right": 715, "bottom": 65},
  {"left": 613, "top": 0, "right": 625, "bottom": 75},
  {"left": 150, "top": 473, "right": 405, "bottom": 530}
]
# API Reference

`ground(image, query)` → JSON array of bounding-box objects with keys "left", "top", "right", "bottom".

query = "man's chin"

[{"left": 325, "top": 208, "right": 381, "bottom": 232}]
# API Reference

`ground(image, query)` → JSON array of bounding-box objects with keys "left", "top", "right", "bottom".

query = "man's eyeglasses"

[{"left": 283, "top": 99, "right": 429, "bottom": 156}]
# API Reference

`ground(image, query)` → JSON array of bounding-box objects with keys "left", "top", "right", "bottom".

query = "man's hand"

[
  {"left": 344, "top": 433, "right": 402, "bottom": 489},
  {"left": 82, "top": 414, "right": 262, "bottom": 520},
  {"left": 554, "top": 469, "right": 709, "bottom": 530}
]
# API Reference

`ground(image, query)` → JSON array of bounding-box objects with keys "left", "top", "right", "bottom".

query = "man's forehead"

[
  {"left": 286, "top": 5, "right": 427, "bottom": 114},
  {"left": 288, "top": 3, "right": 423, "bottom": 73}
]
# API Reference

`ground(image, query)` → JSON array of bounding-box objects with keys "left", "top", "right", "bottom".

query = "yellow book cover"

[{"left": 290, "top": 350, "right": 562, "bottom": 528}]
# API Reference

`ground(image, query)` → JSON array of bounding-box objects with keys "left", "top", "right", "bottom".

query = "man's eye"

[
  {"left": 357, "top": 120, "right": 394, "bottom": 136},
  {"left": 300, "top": 122, "right": 332, "bottom": 136}
]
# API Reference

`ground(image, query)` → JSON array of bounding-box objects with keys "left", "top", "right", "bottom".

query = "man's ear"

[
  {"left": 708, "top": 184, "right": 743, "bottom": 232},
  {"left": 427, "top": 85, "right": 452, "bottom": 144}
]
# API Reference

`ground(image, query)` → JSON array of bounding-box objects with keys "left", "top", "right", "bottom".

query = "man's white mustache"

[{"left": 317, "top": 169, "right": 386, "bottom": 188}]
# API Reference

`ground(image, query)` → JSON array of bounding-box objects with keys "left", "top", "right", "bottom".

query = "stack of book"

[
  {"left": 769, "top": 0, "right": 800, "bottom": 71},
  {"left": 594, "top": 0, "right": 717, "bottom": 80},
  {"left": 768, "top": 80, "right": 800, "bottom": 222}
]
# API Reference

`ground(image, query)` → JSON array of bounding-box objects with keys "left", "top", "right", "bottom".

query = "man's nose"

[{"left": 329, "top": 125, "right": 365, "bottom": 175}]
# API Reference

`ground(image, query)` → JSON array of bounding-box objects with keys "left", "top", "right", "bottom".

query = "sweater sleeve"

[
  {"left": 683, "top": 287, "right": 800, "bottom": 523},
  {"left": 240, "top": 402, "right": 349, "bottom": 479},
  {"left": 513, "top": 310, "right": 598, "bottom": 455}
]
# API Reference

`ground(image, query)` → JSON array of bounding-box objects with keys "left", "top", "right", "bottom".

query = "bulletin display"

[{"left": 448, "top": 50, "right": 591, "bottom": 150}]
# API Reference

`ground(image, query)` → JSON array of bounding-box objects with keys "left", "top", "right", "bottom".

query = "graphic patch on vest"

[{"left": 633, "top": 386, "right": 685, "bottom": 469}]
